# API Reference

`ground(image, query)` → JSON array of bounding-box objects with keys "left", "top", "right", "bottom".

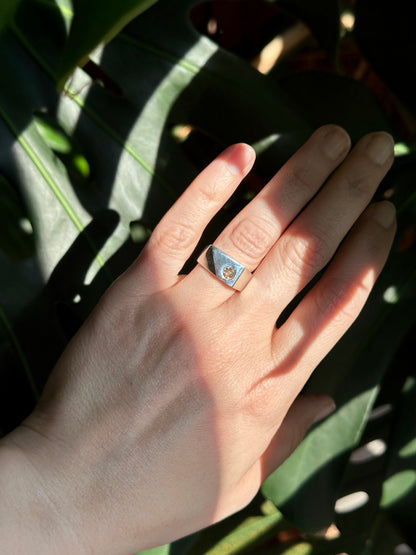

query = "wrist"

[{"left": 0, "top": 424, "right": 85, "bottom": 554}]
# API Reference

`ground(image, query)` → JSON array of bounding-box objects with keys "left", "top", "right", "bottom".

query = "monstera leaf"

[
  {"left": 0, "top": 0, "right": 21, "bottom": 32},
  {"left": 57, "top": 0, "right": 159, "bottom": 85},
  {"left": 0, "top": 0, "right": 307, "bottom": 428},
  {"left": 1, "top": 0, "right": 415, "bottom": 553}
]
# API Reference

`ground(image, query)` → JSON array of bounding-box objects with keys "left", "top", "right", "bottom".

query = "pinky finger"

[
  {"left": 270, "top": 201, "right": 397, "bottom": 400},
  {"left": 260, "top": 393, "right": 336, "bottom": 479}
]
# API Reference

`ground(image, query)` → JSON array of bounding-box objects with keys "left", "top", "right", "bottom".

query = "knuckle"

[
  {"left": 229, "top": 217, "right": 275, "bottom": 264},
  {"left": 151, "top": 220, "right": 195, "bottom": 255},
  {"left": 271, "top": 165, "right": 316, "bottom": 212},
  {"left": 281, "top": 232, "right": 330, "bottom": 278},
  {"left": 314, "top": 277, "right": 370, "bottom": 322},
  {"left": 240, "top": 378, "right": 277, "bottom": 426},
  {"left": 314, "top": 278, "right": 348, "bottom": 319},
  {"left": 344, "top": 170, "right": 374, "bottom": 196},
  {"left": 197, "top": 174, "right": 225, "bottom": 206},
  {"left": 206, "top": 162, "right": 238, "bottom": 195},
  {"left": 287, "top": 166, "right": 315, "bottom": 196}
]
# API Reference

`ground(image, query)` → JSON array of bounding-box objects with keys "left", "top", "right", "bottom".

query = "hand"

[{"left": 1, "top": 125, "right": 396, "bottom": 554}]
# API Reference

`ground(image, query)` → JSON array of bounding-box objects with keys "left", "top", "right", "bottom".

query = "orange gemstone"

[{"left": 222, "top": 265, "right": 236, "bottom": 280}]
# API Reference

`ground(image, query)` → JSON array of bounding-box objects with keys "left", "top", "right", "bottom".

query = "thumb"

[{"left": 261, "top": 394, "right": 336, "bottom": 480}]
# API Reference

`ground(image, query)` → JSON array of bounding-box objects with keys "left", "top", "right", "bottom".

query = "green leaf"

[
  {"left": 263, "top": 390, "right": 378, "bottom": 531},
  {"left": 33, "top": 111, "right": 91, "bottom": 181},
  {"left": 278, "top": 543, "right": 313, "bottom": 555},
  {"left": 365, "top": 513, "right": 413, "bottom": 555},
  {"left": 380, "top": 374, "right": 416, "bottom": 546},
  {"left": 3, "top": 1, "right": 415, "bottom": 551},
  {"left": 57, "top": 0, "right": 158, "bottom": 86},
  {"left": 263, "top": 154, "right": 416, "bottom": 531},
  {"left": 134, "top": 546, "right": 170, "bottom": 555},
  {"left": 275, "top": 70, "right": 396, "bottom": 142},
  {"left": 186, "top": 513, "right": 284, "bottom": 554},
  {"left": 0, "top": 305, "right": 39, "bottom": 402},
  {"left": 0, "top": 0, "right": 21, "bottom": 33},
  {"left": 382, "top": 469, "right": 416, "bottom": 508},
  {"left": 34, "top": 112, "right": 72, "bottom": 152},
  {"left": 0, "top": 175, "right": 35, "bottom": 259},
  {"left": 1, "top": 0, "right": 307, "bottom": 429},
  {"left": 205, "top": 514, "right": 284, "bottom": 554}
]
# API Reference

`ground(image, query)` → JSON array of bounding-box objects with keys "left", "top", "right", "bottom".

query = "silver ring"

[{"left": 197, "top": 245, "right": 252, "bottom": 291}]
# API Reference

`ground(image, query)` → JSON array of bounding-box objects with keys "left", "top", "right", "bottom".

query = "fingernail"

[
  {"left": 373, "top": 201, "right": 396, "bottom": 229},
  {"left": 222, "top": 144, "right": 254, "bottom": 175},
  {"left": 322, "top": 126, "right": 351, "bottom": 160},
  {"left": 312, "top": 396, "right": 336, "bottom": 425},
  {"left": 366, "top": 133, "right": 394, "bottom": 165}
]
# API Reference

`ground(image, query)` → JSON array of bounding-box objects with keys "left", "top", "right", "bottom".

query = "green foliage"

[
  {"left": 57, "top": 0, "right": 159, "bottom": 86},
  {"left": 0, "top": 0, "right": 21, "bottom": 33},
  {"left": 33, "top": 111, "right": 91, "bottom": 180},
  {"left": 0, "top": 175, "right": 35, "bottom": 259},
  {"left": 0, "top": 0, "right": 415, "bottom": 552}
]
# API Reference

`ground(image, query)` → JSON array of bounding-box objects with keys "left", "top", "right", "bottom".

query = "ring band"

[{"left": 197, "top": 245, "right": 252, "bottom": 291}]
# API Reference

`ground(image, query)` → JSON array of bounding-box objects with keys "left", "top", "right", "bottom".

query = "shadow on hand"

[{"left": 0, "top": 209, "right": 154, "bottom": 433}]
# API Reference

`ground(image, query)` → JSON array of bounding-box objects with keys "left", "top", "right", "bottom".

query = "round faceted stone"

[{"left": 221, "top": 265, "right": 236, "bottom": 280}]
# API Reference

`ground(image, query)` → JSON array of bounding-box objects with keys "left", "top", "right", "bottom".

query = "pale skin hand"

[{"left": 0, "top": 125, "right": 396, "bottom": 554}]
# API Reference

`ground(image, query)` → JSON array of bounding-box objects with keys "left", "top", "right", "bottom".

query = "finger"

[
  {"left": 213, "top": 392, "right": 335, "bottom": 519},
  {"left": 125, "top": 143, "right": 255, "bottom": 293},
  {"left": 266, "top": 201, "right": 396, "bottom": 400},
  {"left": 260, "top": 394, "right": 336, "bottom": 479},
  {"left": 184, "top": 125, "right": 351, "bottom": 303},
  {"left": 245, "top": 131, "right": 394, "bottom": 320}
]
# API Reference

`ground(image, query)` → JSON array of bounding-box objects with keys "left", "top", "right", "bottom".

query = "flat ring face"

[{"left": 197, "top": 245, "right": 252, "bottom": 291}]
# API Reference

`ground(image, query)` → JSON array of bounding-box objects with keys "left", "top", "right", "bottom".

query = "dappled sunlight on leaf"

[
  {"left": 334, "top": 491, "right": 369, "bottom": 514},
  {"left": 350, "top": 438, "right": 387, "bottom": 463},
  {"left": 340, "top": 11, "right": 355, "bottom": 32},
  {"left": 399, "top": 438, "right": 416, "bottom": 459},
  {"left": 381, "top": 470, "right": 416, "bottom": 508},
  {"left": 383, "top": 285, "right": 400, "bottom": 304},
  {"left": 1, "top": 0, "right": 416, "bottom": 552}
]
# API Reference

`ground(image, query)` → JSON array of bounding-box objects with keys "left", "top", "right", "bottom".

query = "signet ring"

[{"left": 197, "top": 245, "right": 253, "bottom": 291}]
